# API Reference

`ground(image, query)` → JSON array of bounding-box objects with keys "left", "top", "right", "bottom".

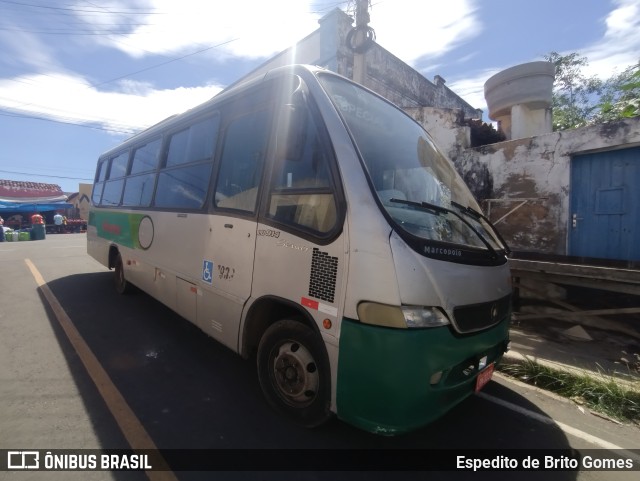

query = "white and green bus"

[{"left": 88, "top": 65, "right": 511, "bottom": 435}]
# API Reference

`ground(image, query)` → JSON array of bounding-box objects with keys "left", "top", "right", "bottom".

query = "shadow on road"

[{"left": 40, "top": 271, "right": 577, "bottom": 480}]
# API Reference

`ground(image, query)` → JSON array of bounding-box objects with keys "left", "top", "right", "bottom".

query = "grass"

[{"left": 497, "top": 358, "right": 640, "bottom": 424}]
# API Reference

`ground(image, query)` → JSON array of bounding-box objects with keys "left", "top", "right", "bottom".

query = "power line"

[
  {"left": 0, "top": 0, "right": 167, "bottom": 15},
  {"left": 0, "top": 110, "right": 137, "bottom": 134},
  {"left": 0, "top": 169, "right": 93, "bottom": 181},
  {"left": 91, "top": 37, "right": 239, "bottom": 89},
  {"left": 0, "top": 25, "right": 160, "bottom": 35},
  {"left": 0, "top": 92, "right": 143, "bottom": 132}
]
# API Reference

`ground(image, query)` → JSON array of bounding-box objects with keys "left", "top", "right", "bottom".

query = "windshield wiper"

[
  {"left": 390, "top": 198, "right": 444, "bottom": 214},
  {"left": 451, "top": 201, "right": 511, "bottom": 255},
  {"left": 390, "top": 198, "right": 499, "bottom": 259}
]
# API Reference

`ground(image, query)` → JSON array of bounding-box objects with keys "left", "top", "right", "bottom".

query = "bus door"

[
  {"left": 251, "top": 85, "right": 345, "bottom": 340},
  {"left": 198, "top": 107, "right": 272, "bottom": 350}
]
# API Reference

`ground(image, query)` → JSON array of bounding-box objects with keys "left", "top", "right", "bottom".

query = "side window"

[
  {"left": 92, "top": 159, "right": 108, "bottom": 204},
  {"left": 122, "top": 173, "right": 156, "bottom": 207},
  {"left": 122, "top": 138, "right": 161, "bottom": 207},
  {"left": 91, "top": 184, "right": 103, "bottom": 205},
  {"left": 154, "top": 114, "right": 220, "bottom": 209},
  {"left": 101, "top": 179, "right": 125, "bottom": 206},
  {"left": 266, "top": 106, "right": 338, "bottom": 234},
  {"left": 214, "top": 109, "right": 270, "bottom": 213},
  {"left": 154, "top": 164, "right": 213, "bottom": 209},
  {"left": 130, "top": 138, "right": 161, "bottom": 174},
  {"left": 99, "top": 151, "right": 129, "bottom": 206},
  {"left": 96, "top": 159, "right": 108, "bottom": 182},
  {"left": 166, "top": 116, "right": 219, "bottom": 167},
  {"left": 109, "top": 151, "right": 130, "bottom": 179}
]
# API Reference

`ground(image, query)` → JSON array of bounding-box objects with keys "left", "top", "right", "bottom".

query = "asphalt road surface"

[{"left": 1, "top": 234, "right": 639, "bottom": 481}]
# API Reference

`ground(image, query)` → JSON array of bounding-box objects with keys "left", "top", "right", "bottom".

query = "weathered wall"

[
  {"left": 404, "top": 106, "right": 471, "bottom": 161},
  {"left": 363, "top": 45, "right": 482, "bottom": 119},
  {"left": 454, "top": 117, "right": 640, "bottom": 255}
]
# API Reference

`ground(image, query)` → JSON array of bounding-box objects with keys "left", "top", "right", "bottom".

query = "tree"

[
  {"left": 545, "top": 52, "right": 640, "bottom": 131},
  {"left": 544, "top": 52, "right": 603, "bottom": 130},
  {"left": 594, "top": 61, "right": 640, "bottom": 122}
]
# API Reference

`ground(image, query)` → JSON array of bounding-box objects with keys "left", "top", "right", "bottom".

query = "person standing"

[{"left": 53, "top": 212, "right": 64, "bottom": 234}]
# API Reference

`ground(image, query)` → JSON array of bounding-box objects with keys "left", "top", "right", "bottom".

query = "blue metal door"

[{"left": 569, "top": 146, "right": 640, "bottom": 261}]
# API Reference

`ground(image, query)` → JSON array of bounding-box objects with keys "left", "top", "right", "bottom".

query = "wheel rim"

[{"left": 271, "top": 340, "right": 319, "bottom": 406}]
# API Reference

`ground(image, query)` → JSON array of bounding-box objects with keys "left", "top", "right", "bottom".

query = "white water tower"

[{"left": 484, "top": 61, "right": 555, "bottom": 140}]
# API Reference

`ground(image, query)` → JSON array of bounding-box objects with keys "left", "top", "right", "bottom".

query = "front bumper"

[{"left": 336, "top": 317, "right": 510, "bottom": 435}]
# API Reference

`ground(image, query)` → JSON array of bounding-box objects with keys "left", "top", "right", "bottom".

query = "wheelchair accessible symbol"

[{"left": 202, "top": 260, "right": 214, "bottom": 284}]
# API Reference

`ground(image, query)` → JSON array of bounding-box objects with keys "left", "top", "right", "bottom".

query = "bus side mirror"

[{"left": 275, "top": 104, "right": 307, "bottom": 162}]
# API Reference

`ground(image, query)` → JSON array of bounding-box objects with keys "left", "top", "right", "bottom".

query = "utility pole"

[{"left": 350, "top": 0, "right": 373, "bottom": 85}]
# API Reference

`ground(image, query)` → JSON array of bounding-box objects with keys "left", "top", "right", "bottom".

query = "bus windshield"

[{"left": 318, "top": 73, "right": 505, "bottom": 255}]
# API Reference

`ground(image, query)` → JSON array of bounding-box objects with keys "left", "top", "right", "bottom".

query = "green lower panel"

[
  {"left": 89, "top": 210, "right": 145, "bottom": 249},
  {"left": 336, "top": 318, "right": 509, "bottom": 435}
]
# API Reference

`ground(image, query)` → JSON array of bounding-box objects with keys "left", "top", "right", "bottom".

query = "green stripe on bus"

[{"left": 89, "top": 210, "right": 146, "bottom": 249}]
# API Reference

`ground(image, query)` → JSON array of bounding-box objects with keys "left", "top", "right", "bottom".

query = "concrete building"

[
  {"left": 484, "top": 61, "right": 555, "bottom": 141},
  {"left": 67, "top": 183, "right": 92, "bottom": 221},
  {"left": 457, "top": 116, "right": 640, "bottom": 266},
  {"left": 231, "top": 8, "right": 482, "bottom": 120}
]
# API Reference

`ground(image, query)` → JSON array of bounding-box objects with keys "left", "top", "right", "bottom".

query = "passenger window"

[
  {"left": 267, "top": 106, "right": 337, "bottom": 234},
  {"left": 109, "top": 151, "right": 130, "bottom": 179},
  {"left": 214, "top": 109, "right": 270, "bottom": 213},
  {"left": 122, "top": 173, "right": 156, "bottom": 207},
  {"left": 166, "top": 115, "right": 219, "bottom": 167},
  {"left": 92, "top": 160, "right": 108, "bottom": 204},
  {"left": 154, "top": 163, "right": 213, "bottom": 209},
  {"left": 97, "top": 153, "right": 127, "bottom": 205},
  {"left": 153, "top": 114, "right": 220, "bottom": 210},
  {"left": 96, "top": 160, "right": 108, "bottom": 182},
  {"left": 92, "top": 182, "right": 104, "bottom": 205},
  {"left": 131, "top": 138, "right": 161, "bottom": 174},
  {"left": 101, "top": 179, "right": 124, "bottom": 206}
]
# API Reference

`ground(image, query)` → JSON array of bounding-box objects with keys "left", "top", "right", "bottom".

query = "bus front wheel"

[
  {"left": 114, "top": 252, "right": 133, "bottom": 295},
  {"left": 257, "top": 320, "right": 332, "bottom": 428}
]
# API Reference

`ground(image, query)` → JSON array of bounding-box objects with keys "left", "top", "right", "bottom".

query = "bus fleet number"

[{"left": 218, "top": 265, "right": 235, "bottom": 280}]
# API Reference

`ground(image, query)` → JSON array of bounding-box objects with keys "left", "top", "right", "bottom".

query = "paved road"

[{"left": 1, "top": 234, "right": 639, "bottom": 481}]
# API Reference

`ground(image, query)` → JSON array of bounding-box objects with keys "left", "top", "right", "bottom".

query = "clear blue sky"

[{"left": 0, "top": 0, "right": 637, "bottom": 193}]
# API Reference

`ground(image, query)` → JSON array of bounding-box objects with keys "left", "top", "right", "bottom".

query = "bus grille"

[{"left": 452, "top": 295, "right": 511, "bottom": 333}]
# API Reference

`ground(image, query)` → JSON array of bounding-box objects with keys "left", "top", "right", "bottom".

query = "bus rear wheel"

[
  {"left": 114, "top": 252, "right": 133, "bottom": 295},
  {"left": 257, "top": 320, "right": 332, "bottom": 428}
]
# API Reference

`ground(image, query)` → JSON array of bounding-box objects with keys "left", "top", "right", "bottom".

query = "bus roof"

[{"left": 98, "top": 64, "right": 325, "bottom": 161}]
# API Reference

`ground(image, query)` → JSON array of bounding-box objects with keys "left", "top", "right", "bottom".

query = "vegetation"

[
  {"left": 498, "top": 359, "right": 640, "bottom": 424},
  {"left": 544, "top": 52, "right": 640, "bottom": 131},
  {"left": 464, "top": 118, "right": 506, "bottom": 147},
  {"left": 595, "top": 65, "right": 640, "bottom": 123}
]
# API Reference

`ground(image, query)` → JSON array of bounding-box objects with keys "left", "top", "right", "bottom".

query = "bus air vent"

[{"left": 308, "top": 248, "right": 338, "bottom": 303}]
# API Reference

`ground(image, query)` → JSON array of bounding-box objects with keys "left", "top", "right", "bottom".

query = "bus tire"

[
  {"left": 114, "top": 252, "right": 134, "bottom": 295},
  {"left": 257, "top": 320, "right": 332, "bottom": 428}
]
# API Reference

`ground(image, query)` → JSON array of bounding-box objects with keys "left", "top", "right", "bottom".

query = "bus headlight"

[
  {"left": 402, "top": 306, "right": 450, "bottom": 328},
  {"left": 357, "top": 303, "right": 450, "bottom": 329}
]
